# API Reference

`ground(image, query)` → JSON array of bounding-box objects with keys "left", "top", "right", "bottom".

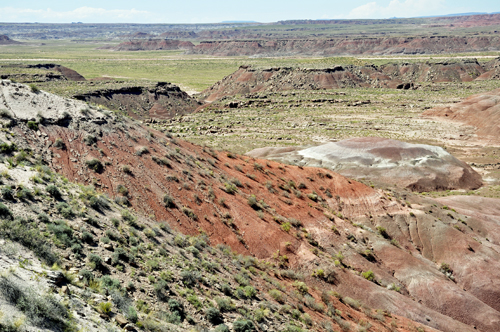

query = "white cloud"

[
  {"left": 346, "top": 0, "right": 447, "bottom": 19},
  {"left": 0, "top": 6, "right": 160, "bottom": 23}
]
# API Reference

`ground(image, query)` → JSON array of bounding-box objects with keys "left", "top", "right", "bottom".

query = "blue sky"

[{"left": 0, "top": 0, "right": 498, "bottom": 23}]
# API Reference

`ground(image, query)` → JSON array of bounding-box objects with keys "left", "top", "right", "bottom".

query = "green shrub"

[
  {"left": 243, "top": 286, "right": 257, "bottom": 298},
  {"left": 206, "top": 307, "right": 222, "bottom": 325},
  {"left": 47, "top": 220, "right": 75, "bottom": 248},
  {"left": 46, "top": 185, "right": 61, "bottom": 198},
  {"left": 29, "top": 83, "right": 40, "bottom": 93},
  {"left": 269, "top": 289, "right": 284, "bottom": 303},
  {"left": 126, "top": 306, "right": 138, "bottom": 323},
  {"left": 187, "top": 294, "right": 202, "bottom": 310},
  {"left": 214, "top": 325, "right": 230, "bottom": 332},
  {"left": 1, "top": 186, "right": 14, "bottom": 200},
  {"left": 27, "top": 121, "right": 38, "bottom": 131},
  {"left": 16, "top": 188, "right": 34, "bottom": 201},
  {"left": 233, "top": 319, "right": 255, "bottom": 332},
  {"left": 85, "top": 158, "right": 103, "bottom": 172},
  {"left": 38, "top": 213, "right": 50, "bottom": 223},
  {"left": 181, "top": 270, "right": 200, "bottom": 288},
  {"left": 0, "top": 202, "right": 12, "bottom": 219},
  {"left": 99, "top": 302, "right": 112, "bottom": 314},
  {"left": 88, "top": 254, "right": 102, "bottom": 269},
  {"left": 56, "top": 202, "right": 73, "bottom": 218},
  {"left": 376, "top": 226, "right": 389, "bottom": 239},
  {"left": 154, "top": 279, "right": 169, "bottom": 301},
  {"left": 293, "top": 281, "right": 309, "bottom": 294},
  {"left": 83, "top": 134, "right": 97, "bottom": 146},
  {"left": 0, "top": 142, "right": 17, "bottom": 153},
  {"left": 361, "top": 270, "right": 375, "bottom": 282},
  {"left": 0, "top": 275, "right": 70, "bottom": 329},
  {"left": 215, "top": 297, "right": 234, "bottom": 312},
  {"left": 281, "top": 222, "right": 291, "bottom": 232},
  {"left": 100, "top": 276, "right": 121, "bottom": 291},
  {"left": 224, "top": 182, "right": 238, "bottom": 194}
]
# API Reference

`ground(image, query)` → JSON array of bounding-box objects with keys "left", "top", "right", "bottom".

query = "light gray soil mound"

[{"left": 247, "top": 137, "right": 482, "bottom": 191}]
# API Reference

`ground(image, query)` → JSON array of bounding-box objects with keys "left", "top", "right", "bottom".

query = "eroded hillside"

[{"left": 1, "top": 81, "right": 500, "bottom": 332}]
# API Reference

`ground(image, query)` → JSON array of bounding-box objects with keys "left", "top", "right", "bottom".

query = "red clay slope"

[{"left": 422, "top": 87, "right": 500, "bottom": 143}]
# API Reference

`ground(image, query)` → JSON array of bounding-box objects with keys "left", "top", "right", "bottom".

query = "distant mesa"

[
  {"left": 109, "top": 39, "right": 194, "bottom": 51},
  {"left": 200, "top": 59, "right": 500, "bottom": 102},
  {"left": 0, "top": 63, "right": 85, "bottom": 82},
  {"left": 423, "top": 87, "right": 500, "bottom": 143},
  {"left": 185, "top": 35, "right": 500, "bottom": 56},
  {"left": 0, "top": 35, "right": 21, "bottom": 45},
  {"left": 246, "top": 137, "right": 482, "bottom": 192}
]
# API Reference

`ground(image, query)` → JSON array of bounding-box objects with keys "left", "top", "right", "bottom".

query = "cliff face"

[{"left": 186, "top": 36, "right": 500, "bottom": 56}]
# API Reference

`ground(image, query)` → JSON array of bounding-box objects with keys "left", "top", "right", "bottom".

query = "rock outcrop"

[
  {"left": 73, "top": 82, "right": 201, "bottom": 120},
  {"left": 246, "top": 137, "right": 482, "bottom": 192},
  {"left": 0, "top": 63, "right": 86, "bottom": 82},
  {"left": 0, "top": 35, "right": 21, "bottom": 45}
]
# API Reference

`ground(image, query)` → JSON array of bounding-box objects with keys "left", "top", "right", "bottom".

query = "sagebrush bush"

[
  {"left": 205, "top": 307, "right": 222, "bottom": 325},
  {"left": 46, "top": 184, "right": 61, "bottom": 198},
  {"left": 233, "top": 319, "right": 255, "bottom": 332},
  {"left": 0, "top": 217, "right": 58, "bottom": 265},
  {"left": 0, "top": 275, "right": 70, "bottom": 329},
  {"left": 85, "top": 158, "right": 103, "bottom": 172},
  {"left": 181, "top": 270, "right": 200, "bottom": 288},
  {"left": 0, "top": 202, "right": 12, "bottom": 219},
  {"left": 215, "top": 297, "right": 234, "bottom": 312}
]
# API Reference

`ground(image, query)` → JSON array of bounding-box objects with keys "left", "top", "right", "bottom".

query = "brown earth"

[
  {"left": 3, "top": 80, "right": 500, "bottom": 331},
  {"left": 0, "top": 35, "right": 21, "bottom": 45},
  {"left": 422, "top": 87, "right": 500, "bottom": 143},
  {"left": 73, "top": 82, "right": 201, "bottom": 120},
  {"left": 200, "top": 59, "right": 498, "bottom": 102},
  {"left": 186, "top": 36, "right": 500, "bottom": 57},
  {"left": 246, "top": 137, "right": 483, "bottom": 192},
  {"left": 110, "top": 39, "right": 194, "bottom": 51},
  {"left": 0, "top": 63, "right": 86, "bottom": 82}
]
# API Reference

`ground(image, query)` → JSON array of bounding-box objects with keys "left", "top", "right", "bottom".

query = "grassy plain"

[{"left": 1, "top": 40, "right": 498, "bottom": 92}]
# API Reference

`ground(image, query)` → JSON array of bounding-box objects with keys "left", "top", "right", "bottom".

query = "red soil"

[{"left": 422, "top": 87, "right": 500, "bottom": 143}]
